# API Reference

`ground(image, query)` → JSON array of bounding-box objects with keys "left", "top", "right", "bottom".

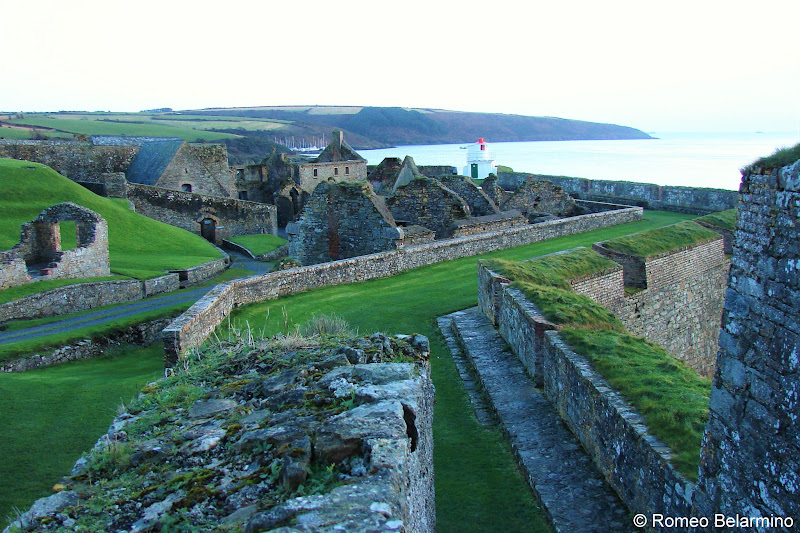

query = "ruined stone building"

[
  {"left": 124, "top": 140, "right": 234, "bottom": 197},
  {"left": 286, "top": 181, "right": 405, "bottom": 265},
  {"left": 0, "top": 138, "right": 277, "bottom": 243},
  {"left": 0, "top": 203, "right": 110, "bottom": 290},
  {"left": 483, "top": 173, "right": 582, "bottom": 221}
]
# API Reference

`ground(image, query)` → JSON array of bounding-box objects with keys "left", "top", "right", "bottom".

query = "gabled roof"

[
  {"left": 314, "top": 131, "right": 365, "bottom": 163},
  {"left": 125, "top": 140, "right": 184, "bottom": 185}
]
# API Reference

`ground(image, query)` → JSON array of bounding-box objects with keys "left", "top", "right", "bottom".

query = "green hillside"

[
  {"left": 2, "top": 107, "right": 652, "bottom": 164},
  {"left": 0, "top": 158, "right": 221, "bottom": 279}
]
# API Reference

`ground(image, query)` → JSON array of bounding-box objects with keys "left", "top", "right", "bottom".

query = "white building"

[{"left": 462, "top": 137, "right": 497, "bottom": 180}]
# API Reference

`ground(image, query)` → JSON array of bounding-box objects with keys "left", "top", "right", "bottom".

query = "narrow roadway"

[{"left": 0, "top": 250, "right": 270, "bottom": 346}]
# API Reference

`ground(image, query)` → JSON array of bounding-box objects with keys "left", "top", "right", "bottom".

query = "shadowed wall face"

[{"left": 695, "top": 161, "right": 800, "bottom": 522}]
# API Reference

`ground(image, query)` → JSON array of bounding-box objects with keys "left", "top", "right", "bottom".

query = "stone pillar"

[{"left": 694, "top": 161, "right": 800, "bottom": 528}]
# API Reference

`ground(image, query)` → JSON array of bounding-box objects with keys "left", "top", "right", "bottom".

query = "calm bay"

[{"left": 359, "top": 132, "right": 800, "bottom": 191}]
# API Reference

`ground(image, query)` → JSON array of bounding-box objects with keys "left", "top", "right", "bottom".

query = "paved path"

[
  {"left": 440, "top": 307, "right": 635, "bottom": 533},
  {"left": 0, "top": 249, "right": 269, "bottom": 346}
]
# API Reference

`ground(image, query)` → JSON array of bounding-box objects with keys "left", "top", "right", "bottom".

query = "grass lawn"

[
  {"left": 0, "top": 210, "right": 692, "bottom": 529},
  {"left": 600, "top": 220, "right": 719, "bottom": 258},
  {"left": 0, "top": 345, "right": 164, "bottom": 523},
  {"left": 228, "top": 233, "right": 286, "bottom": 256},
  {"left": 0, "top": 158, "right": 221, "bottom": 279}
]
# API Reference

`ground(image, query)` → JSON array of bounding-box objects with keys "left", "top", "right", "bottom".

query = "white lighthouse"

[{"left": 462, "top": 137, "right": 497, "bottom": 180}]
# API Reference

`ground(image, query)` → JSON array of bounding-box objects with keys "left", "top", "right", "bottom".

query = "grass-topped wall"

[
  {"left": 598, "top": 220, "right": 719, "bottom": 259},
  {"left": 483, "top": 248, "right": 711, "bottom": 480}
]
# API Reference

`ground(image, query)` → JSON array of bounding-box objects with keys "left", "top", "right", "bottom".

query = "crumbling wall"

[
  {"left": 126, "top": 183, "right": 276, "bottom": 244},
  {"left": 0, "top": 202, "right": 110, "bottom": 288},
  {"left": 693, "top": 162, "right": 800, "bottom": 527},
  {"left": 287, "top": 181, "right": 403, "bottom": 265},
  {"left": 387, "top": 177, "right": 471, "bottom": 238},
  {"left": 501, "top": 177, "right": 581, "bottom": 220},
  {"left": 438, "top": 175, "right": 499, "bottom": 216},
  {"left": 450, "top": 210, "right": 528, "bottom": 238}
]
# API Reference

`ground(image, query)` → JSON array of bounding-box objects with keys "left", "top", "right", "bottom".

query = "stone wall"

[
  {"left": 163, "top": 205, "right": 643, "bottom": 365},
  {"left": 0, "top": 274, "right": 179, "bottom": 323},
  {"left": 693, "top": 162, "right": 800, "bottom": 528},
  {"left": 498, "top": 171, "right": 739, "bottom": 214},
  {"left": 126, "top": 183, "right": 277, "bottom": 244},
  {"left": 500, "top": 176, "right": 581, "bottom": 220},
  {"left": 5, "top": 335, "right": 435, "bottom": 532},
  {"left": 156, "top": 143, "right": 235, "bottom": 198},
  {"left": 582, "top": 239, "right": 728, "bottom": 377},
  {"left": 169, "top": 258, "right": 229, "bottom": 287},
  {"left": 0, "top": 140, "right": 138, "bottom": 183},
  {"left": 477, "top": 267, "right": 694, "bottom": 524},
  {"left": 287, "top": 182, "right": 403, "bottom": 265},
  {"left": 387, "top": 177, "right": 471, "bottom": 238},
  {"left": 450, "top": 210, "right": 528, "bottom": 238},
  {"left": 0, "top": 317, "right": 173, "bottom": 372}
]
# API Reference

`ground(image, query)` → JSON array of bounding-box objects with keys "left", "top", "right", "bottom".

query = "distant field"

[
  {"left": 0, "top": 158, "right": 221, "bottom": 278},
  {"left": 6, "top": 116, "right": 239, "bottom": 142}
]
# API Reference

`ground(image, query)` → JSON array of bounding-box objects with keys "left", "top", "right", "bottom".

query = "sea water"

[{"left": 359, "top": 132, "right": 800, "bottom": 191}]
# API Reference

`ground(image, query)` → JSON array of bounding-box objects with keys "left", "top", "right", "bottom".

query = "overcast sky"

[{"left": 3, "top": 0, "right": 798, "bottom": 133}]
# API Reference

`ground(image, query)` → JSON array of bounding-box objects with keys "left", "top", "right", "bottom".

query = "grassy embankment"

[
  {"left": 695, "top": 208, "right": 737, "bottom": 232},
  {"left": 228, "top": 234, "right": 286, "bottom": 256},
  {"left": 0, "top": 158, "right": 221, "bottom": 279},
  {"left": 485, "top": 231, "right": 714, "bottom": 480},
  {"left": 0, "top": 210, "right": 692, "bottom": 528},
  {"left": 746, "top": 141, "right": 800, "bottom": 171}
]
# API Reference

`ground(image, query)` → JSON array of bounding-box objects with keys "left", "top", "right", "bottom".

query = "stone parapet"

[
  {"left": 498, "top": 172, "right": 739, "bottom": 214},
  {"left": 164, "top": 206, "right": 643, "bottom": 365}
]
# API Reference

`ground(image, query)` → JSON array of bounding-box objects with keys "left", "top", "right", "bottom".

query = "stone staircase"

[{"left": 438, "top": 308, "right": 636, "bottom": 533}]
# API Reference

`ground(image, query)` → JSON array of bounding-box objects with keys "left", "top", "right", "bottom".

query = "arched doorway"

[{"left": 200, "top": 218, "right": 216, "bottom": 242}]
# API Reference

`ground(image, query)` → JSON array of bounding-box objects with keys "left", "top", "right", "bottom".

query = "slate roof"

[{"left": 125, "top": 140, "right": 184, "bottom": 185}]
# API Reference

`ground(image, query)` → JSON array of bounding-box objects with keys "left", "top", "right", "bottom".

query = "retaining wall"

[
  {"left": 1, "top": 317, "right": 173, "bottom": 372},
  {"left": 163, "top": 206, "right": 643, "bottom": 365},
  {"left": 478, "top": 269, "right": 694, "bottom": 526},
  {"left": 0, "top": 274, "right": 179, "bottom": 323},
  {"left": 498, "top": 171, "right": 738, "bottom": 214}
]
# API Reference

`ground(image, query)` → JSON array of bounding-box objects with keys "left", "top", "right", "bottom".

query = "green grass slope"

[{"left": 0, "top": 158, "right": 221, "bottom": 279}]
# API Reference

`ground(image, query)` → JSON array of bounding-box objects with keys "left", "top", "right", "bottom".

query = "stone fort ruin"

[{"left": 0, "top": 202, "right": 110, "bottom": 290}]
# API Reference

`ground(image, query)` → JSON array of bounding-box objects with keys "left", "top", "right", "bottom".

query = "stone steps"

[{"left": 439, "top": 307, "right": 635, "bottom": 533}]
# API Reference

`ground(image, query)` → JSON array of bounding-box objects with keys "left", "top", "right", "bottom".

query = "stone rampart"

[
  {"left": 0, "top": 140, "right": 138, "bottom": 182},
  {"left": 126, "top": 183, "right": 277, "bottom": 244},
  {"left": 498, "top": 171, "right": 738, "bottom": 214},
  {"left": 477, "top": 269, "right": 694, "bottom": 524},
  {"left": 169, "top": 257, "right": 229, "bottom": 287},
  {"left": 693, "top": 162, "right": 800, "bottom": 527},
  {"left": 0, "top": 274, "right": 179, "bottom": 323},
  {"left": 585, "top": 239, "right": 728, "bottom": 377},
  {"left": 163, "top": 206, "right": 643, "bottom": 364}
]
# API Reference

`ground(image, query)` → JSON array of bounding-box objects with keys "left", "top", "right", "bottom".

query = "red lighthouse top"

[{"left": 478, "top": 138, "right": 484, "bottom": 143}]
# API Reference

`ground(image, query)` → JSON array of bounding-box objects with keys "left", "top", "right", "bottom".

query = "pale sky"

[{"left": 3, "top": 0, "right": 799, "bottom": 133}]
